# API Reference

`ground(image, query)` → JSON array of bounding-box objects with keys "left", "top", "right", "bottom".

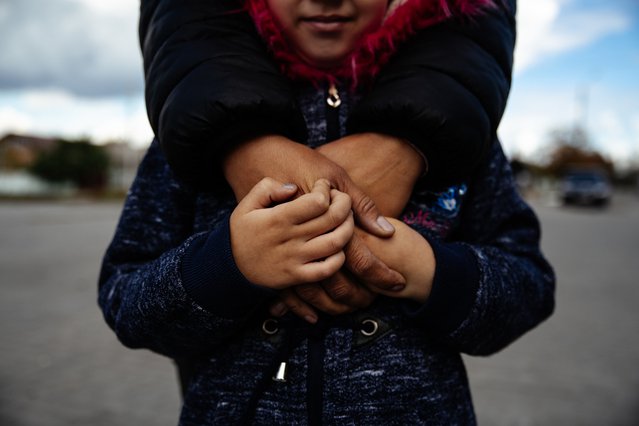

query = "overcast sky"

[{"left": 1, "top": 0, "right": 638, "bottom": 167}]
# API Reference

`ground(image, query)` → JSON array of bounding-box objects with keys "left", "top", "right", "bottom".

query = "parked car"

[{"left": 560, "top": 170, "right": 612, "bottom": 206}]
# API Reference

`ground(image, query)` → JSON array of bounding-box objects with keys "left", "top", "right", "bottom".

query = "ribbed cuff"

[
  {"left": 181, "top": 215, "right": 276, "bottom": 316},
  {"left": 403, "top": 240, "right": 479, "bottom": 335}
]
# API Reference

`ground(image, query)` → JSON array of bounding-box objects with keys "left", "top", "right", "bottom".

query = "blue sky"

[
  {"left": 500, "top": 0, "right": 639, "bottom": 168},
  {"left": 1, "top": 0, "right": 638, "bottom": 169}
]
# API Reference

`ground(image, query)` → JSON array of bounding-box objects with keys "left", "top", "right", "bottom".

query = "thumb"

[
  {"left": 342, "top": 179, "right": 395, "bottom": 237},
  {"left": 236, "top": 177, "right": 297, "bottom": 213}
]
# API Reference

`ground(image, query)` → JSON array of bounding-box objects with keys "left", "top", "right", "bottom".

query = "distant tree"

[
  {"left": 30, "top": 139, "right": 110, "bottom": 189},
  {"left": 543, "top": 126, "right": 614, "bottom": 177},
  {"left": 549, "top": 126, "right": 591, "bottom": 150}
]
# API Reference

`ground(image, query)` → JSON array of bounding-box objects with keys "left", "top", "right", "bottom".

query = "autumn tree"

[{"left": 543, "top": 126, "right": 614, "bottom": 177}]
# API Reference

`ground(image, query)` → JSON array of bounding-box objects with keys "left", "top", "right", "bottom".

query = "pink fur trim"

[{"left": 247, "top": 0, "right": 495, "bottom": 86}]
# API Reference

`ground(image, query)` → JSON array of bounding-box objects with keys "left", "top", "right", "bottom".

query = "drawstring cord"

[
  {"left": 241, "top": 314, "right": 383, "bottom": 424},
  {"left": 242, "top": 318, "right": 304, "bottom": 425}
]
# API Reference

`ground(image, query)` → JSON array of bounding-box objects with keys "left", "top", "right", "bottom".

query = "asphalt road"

[{"left": 1, "top": 193, "right": 638, "bottom": 425}]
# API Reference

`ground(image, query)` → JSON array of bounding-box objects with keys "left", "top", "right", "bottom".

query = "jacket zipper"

[
  {"left": 307, "top": 333, "right": 325, "bottom": 426},
  {"left": 326, "top": 82, "right": 341, "bottom": 143},
  {"left": 304, "top": 83, "right": 342, "bottom": 425}
]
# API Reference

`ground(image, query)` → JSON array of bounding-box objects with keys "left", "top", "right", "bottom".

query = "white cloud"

[
  {"left": 500, "top": 80, "right": 639, "bottom": 168},
  {"left": 74, "top": 0, "right": 132, "bottom": 15},
  {"left": 0, "top": 0, "right": 143, "bottom": 97},
  {"left": 499, "top": 86, "right": 574, "bottom": 161},
  {"left": 503, "top": 0, "right": 639, "bottom": 166},
  {"left": 515, "top": 0, "right": 631, "bottom": 74},
  {"left": 21, "top": 90, "right": 77, "bottom": 109},
  {"left": 0, "top": 90, "right": 153, "bottom": 147},
  {"left": 0, "top": 107, "right": 34, "bottom": 135},
  {"left": 592, "top": 110, "right": 639, "bottom": 166}
]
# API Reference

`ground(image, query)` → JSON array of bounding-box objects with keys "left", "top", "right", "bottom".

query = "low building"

[{"left": 0, "top": 134, "right": 57, "bottom": 171}]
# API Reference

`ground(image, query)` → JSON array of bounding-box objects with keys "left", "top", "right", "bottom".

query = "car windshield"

[{"left": 565, "top": 173, "right": 606, "bottom": 183}]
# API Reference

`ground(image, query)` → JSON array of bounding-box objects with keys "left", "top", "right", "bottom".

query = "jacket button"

[
  {"left": 262, "top": 319, "right": 279, "bottom": 335},
  {"left": 360, "top": 319, "right": 379, "bottom": 337}
]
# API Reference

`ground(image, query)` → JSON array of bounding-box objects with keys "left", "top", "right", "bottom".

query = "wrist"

[
  {"left": 181, "top": 215, "right": 276, "bottom": 316},
  {"left": 318, "top": 133, "right": 423, "bottom": 217},
  {"left": 394, "top": 236, "right": 435, "bottom": 304},
  {"left": 223, "top": 135, "right": 304, "bottom": 200},
  {"left": 402, "top": 240, "right": 479, "bottom": 335}
]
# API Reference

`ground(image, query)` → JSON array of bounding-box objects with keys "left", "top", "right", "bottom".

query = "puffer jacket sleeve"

[
  {"left": 404, "top": 139, "right": 555, "bottom": 355},
  {"left": 98, "top": 140, "right": 275, "bottom": 359},
  {"left": 141, "top": 0, "right": 515, "bottom": 190},
  {"left": 140, "top": 0, "right": 307, "bottom": 189},
  {"left": 347, "top": 0, "right": 516, "bottom": 189}
]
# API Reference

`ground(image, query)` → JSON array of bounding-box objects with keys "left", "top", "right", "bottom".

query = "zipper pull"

[
  {"left": 273, "top": 361, "right": 288, "bottom": 382},
  {"left": 327, "top": 83, "right": 341, "bottom": 108}
]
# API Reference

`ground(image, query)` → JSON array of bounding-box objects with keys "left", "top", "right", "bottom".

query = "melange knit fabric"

[{"left": 98, "top": 83, "right": 554, "bottom": 425}]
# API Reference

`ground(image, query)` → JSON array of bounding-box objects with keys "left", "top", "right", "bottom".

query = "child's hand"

[
  {"left": 230, "top": 178, "right": 354, "bottom": 289},
  {"left": 355, "top": 218, "right": 436, "bottom": 303}
]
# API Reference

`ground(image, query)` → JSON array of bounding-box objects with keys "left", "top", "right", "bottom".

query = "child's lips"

[{"left": 301, "top": 15, "right": 353, "bottom": 32}]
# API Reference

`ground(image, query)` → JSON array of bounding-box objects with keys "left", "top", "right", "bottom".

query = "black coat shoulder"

[
  {"left": 141, "top": 0, "right": 515, "bottom": 189},
  {"left": 140, "top": 0, "right": 306, "bottom": 188}
]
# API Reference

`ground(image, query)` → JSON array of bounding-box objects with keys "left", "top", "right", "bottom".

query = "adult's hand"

[
  {"left": 265, "top": 133, "right": 425, "bottom": 320},
  {"left": 223, "top": 135, "right": 396, "bottom": 237},
  {"left": 316, "top": 133, "right": 425, "bottom": 217},
  {"left": 269, "top": 271, "right": 375, "bottom": 323},
  {"left": 224, "top": 134, "right": 406, "bottom": 321},
  {"left": 268, "top": 234, "right": 403, "bottom": 323}
]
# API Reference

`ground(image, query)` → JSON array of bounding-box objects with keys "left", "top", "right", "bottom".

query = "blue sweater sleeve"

[
  {"left": 98, "top": 140, "right": 275, "bottom": 359},
  {"left": 403, "top": 141, "right": 555, "bottom": 355},
  {"left": 181, "top": 214, "right": 276, "bottom": 315},
  {"left": 402, "top": 239, "right": 479, "bottom": 335}
]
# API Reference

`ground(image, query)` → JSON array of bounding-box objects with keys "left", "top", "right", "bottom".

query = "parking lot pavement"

[
  {"left": 1, "top": 193, "right": 638, "bottom": 425},
  {"left": 465, "top": 192, "right": 639, "bottom": 426},
  {"left": 0, "top": 201, "right": 180, "bottom": 426}
]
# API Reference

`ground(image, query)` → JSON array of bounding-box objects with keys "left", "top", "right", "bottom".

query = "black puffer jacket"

[{"left": 140, "top": 0, "right": 515, "bottom": 189}]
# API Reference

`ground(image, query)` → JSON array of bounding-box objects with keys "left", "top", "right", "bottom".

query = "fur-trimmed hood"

[{"left": 247, "top": 0, "right": 496, "bottom": 86}]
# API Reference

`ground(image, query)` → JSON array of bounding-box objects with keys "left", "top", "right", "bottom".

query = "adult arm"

[
  {"left": 316, "top": 133, "right": 425, "bottom": 217},
  {"left": 141, "top": 0, "right": 515, "bottom": 190},
  {"left": 98, "top": 141, "right": 276, "bottom": 359},
  {"left": 140, "top": 0, "right": 306, "bottom": 188},
  {"left": 263, "top": 133, "right": 426, "bottom": 319},
  {"left": 348, "top": 0, "right": 516, "bottom": 188}
]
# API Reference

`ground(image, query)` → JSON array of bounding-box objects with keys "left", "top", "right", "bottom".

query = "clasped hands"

[{"left": 225, "top": 133, "right": 426, "bottom": 323}]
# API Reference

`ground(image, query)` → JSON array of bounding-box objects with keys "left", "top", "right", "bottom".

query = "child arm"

[
  {"left": 427, "top": 141, "right": 555, "bottom": 355},
  {"left": 348, "top": 0, "right": 516, "bottom": 187},
  {"left": 345, "top": 141, "right": 555, "bottom": 355},
  {"left": 98, "top": 141, "right": 283, "bottom": 359},
  {"left": 398, "top": 141, "right": 555, "bottom": 355},
  {"left": 98, "top": 142, "right": 348, "bottom": 359}
]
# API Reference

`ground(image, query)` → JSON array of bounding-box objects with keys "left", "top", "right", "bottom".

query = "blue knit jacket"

[{"left": 99, "top": 83, "right": 555, "bottom": 425}]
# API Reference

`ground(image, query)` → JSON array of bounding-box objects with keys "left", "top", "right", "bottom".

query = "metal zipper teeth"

[{"left": 325, "top": 82, "right": 342, "bottom": 143}]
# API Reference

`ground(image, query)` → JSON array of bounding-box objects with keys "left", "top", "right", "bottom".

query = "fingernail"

[
  {"left": 390, "top": 285, "right": 405, "bottom": 292},
  {"left": 282, "top": 183, "right": 297, "bottom": 191},
  {"left": 304, "top": 315, "right": 318, "bottom": 324},
  {"left": 377, "top": 216, "right": 394, "bottom": 232},
  {"left": 270, "top": 302, "right": 287, "bottom": 317}
]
